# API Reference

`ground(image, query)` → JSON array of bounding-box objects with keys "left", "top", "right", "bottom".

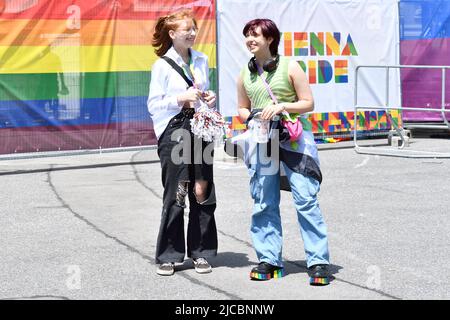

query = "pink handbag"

[{"left": 281, "top": 117, "right": 303, "bottom": 141}]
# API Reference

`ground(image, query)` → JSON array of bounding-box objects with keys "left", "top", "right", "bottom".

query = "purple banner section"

[
  {"left": 400, "top": 39, "right": 450, "bottom": 121},
  {"left": 0, "top": 122, "right": 156, "bottom": 155}
]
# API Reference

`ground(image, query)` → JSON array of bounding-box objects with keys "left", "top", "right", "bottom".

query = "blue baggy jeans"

[{"left": 248, "top": 152, "right": 330, "bottom": 268}]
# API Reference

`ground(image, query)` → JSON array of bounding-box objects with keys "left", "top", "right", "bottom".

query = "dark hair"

[
  {"left": 152, "top": 10, "right": 197, "bottom": 57},
  {"left": 242, "top": 19, "right": 280, "bottom": 56}
]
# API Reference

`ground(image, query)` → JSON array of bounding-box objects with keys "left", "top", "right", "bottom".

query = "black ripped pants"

[{"left": 155, "top": 110, "right": 218, "bottom": 264}]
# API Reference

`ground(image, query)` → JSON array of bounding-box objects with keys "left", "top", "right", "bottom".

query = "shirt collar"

[{"left": 165, "top": 46, "right": 202, "bottom": 66}]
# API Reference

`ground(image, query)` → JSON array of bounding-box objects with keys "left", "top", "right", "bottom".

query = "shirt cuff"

[{"left": 168, "top": 96, "right": 182, "bottom": 110}]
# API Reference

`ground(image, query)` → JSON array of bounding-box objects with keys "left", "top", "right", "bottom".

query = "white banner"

[{"left": 217, "top": 0, "right": 400, "bottom": 117}]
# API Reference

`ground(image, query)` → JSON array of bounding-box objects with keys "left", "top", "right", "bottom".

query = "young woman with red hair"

[{"left": 148, "top": 10, "right": 218, "bottom": 277}]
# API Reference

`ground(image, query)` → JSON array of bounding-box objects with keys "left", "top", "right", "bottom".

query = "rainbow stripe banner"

[{"left": 0, "top": 0, "right": 216, "bottom": 154}]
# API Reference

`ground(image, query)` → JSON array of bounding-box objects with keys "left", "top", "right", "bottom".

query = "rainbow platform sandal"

[
  {"left": 250, "top": 262, "right": 284, "bottom": 281},
  {"left": 308, "top": 264, "right": 330, "bottom": 286}
]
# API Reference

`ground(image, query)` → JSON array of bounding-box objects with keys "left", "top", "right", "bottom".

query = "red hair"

[{"left": 152, "top": 10, "right": 197, "bottom": 57}]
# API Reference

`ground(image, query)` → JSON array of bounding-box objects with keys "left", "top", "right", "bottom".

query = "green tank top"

[{"left": 241, "top": 56, "right": 312, "bottom": 131}]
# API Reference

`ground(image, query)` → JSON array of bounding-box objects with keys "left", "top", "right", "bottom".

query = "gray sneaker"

[
  {"left": 157, "top": 263, "right": 175, "bottom": 276},
  {"left": 193, "top": 258, "right": 212, "bottom": 274}
]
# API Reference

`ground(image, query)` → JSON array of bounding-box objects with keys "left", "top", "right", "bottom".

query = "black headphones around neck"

[{"left": 248, "top": 55, "right": 280, "bottom": 73}]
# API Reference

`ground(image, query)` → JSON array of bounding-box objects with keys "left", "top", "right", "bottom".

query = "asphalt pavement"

[{"left": 1, "top": 138, "right": 449, "bottom": 300}]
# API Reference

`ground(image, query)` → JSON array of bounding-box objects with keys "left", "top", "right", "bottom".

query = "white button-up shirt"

[{"left": 147, "top": 46, "right": 210, "bottom": 139}]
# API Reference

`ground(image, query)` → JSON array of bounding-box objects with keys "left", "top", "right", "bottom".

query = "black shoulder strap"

[{"left": 161, "top": 56, "right": 193, "bottom": 87}]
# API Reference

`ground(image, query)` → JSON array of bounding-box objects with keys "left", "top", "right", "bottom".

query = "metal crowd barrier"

[{"left": 354, "top": 64, "right": 450, "bottom": 158}]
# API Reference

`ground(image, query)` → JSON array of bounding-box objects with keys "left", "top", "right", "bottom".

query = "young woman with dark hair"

[
  {"left": 236, "top": 18, "right": 331, "bottom": 285},
  {"left": 147, "top": 9, "right": 218, "bottom": 276}
]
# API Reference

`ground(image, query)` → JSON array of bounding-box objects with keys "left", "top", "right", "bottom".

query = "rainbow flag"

[{"left": 0, "top": 0, "right": 216, "bottom": 154}]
